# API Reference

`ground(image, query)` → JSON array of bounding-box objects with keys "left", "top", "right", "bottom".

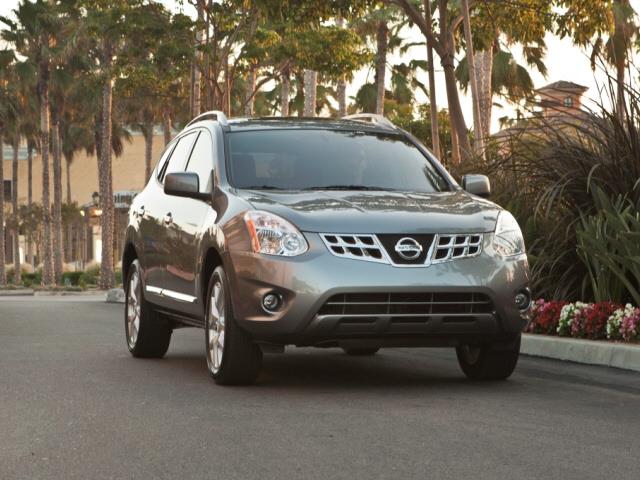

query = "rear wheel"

[
  {"left": 125, "top": 259, "right": 171, "bottom": 358},
  {"left": 205, "top": 266, "right": 262, "bottom": 385},
  {"left": 456, "top": 335, "right": 521, "bottom": 380},
  {"left": 343, "top": 347, "right": 380, "bottom": 356}
]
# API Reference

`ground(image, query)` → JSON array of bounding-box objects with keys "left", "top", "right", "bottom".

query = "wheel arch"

[{"left": 122, "top": 243, "right": 138, "bottom": 284}]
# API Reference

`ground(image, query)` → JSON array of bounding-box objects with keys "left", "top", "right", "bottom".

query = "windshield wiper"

[
  {"left": 242, "top": 185, "right": 285, "bottom": 190},
  {"left": 304, "top": 185, "right": 397, "bottom": 191}
]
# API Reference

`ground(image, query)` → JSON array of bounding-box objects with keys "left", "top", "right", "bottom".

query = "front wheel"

[
  {"left": 205, "top": 266, "right": 262, "bottom": 385},
  {"left": 125, "top": 259, "right": 171, "bottom": 358},
  {"left": 456, "top": 335, "right": 521, "bottom": 380}
]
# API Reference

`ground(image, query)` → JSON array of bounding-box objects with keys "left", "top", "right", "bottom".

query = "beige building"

[
  {"left": 535, "top": 81, "right": 589, "bottom": 118},
  {"left": 2, "top": 131, "right": 167, "bottom": 207}
]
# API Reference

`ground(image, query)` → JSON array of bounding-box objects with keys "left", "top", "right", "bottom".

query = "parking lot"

[{"left": 1, "top": 296, "right": 639, "bottom": 480}]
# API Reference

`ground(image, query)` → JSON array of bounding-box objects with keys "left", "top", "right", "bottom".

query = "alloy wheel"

[
  {"left": 126, "top": 269, "right": 142, "bottom": 349},
  {"left": 207, "top": 280, "right": 226, "bottom": 374}
]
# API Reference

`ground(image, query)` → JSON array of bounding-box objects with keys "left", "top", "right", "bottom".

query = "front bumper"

[{"left": 226, "top": 233, "right": 530, "bottom": 347}]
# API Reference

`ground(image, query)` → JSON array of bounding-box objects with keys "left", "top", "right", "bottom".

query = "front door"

[{"left": 163, "top": 130, "right": 216, "bottom": 318}]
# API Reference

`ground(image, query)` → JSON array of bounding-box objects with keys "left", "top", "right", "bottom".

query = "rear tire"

[
  {"left": 125, "top": 259, "right": 171, "bottom": 358},
  {"left": 456, "top": 335, "right": 521, "bottom": 380},
  {"left": 343, "top": 347, "right": 380, "bottom": 356},
  {"left": 205, "top": 266, "right": 262, "bottom": 385}
]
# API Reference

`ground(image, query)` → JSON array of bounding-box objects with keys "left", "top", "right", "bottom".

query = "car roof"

[{"left": 225, "top": 117, "right": 398, "bottom": 134}]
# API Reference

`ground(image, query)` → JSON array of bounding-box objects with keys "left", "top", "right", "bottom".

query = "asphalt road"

[{"left": 1, "top": 296, "right": 639, "bottom": 480}]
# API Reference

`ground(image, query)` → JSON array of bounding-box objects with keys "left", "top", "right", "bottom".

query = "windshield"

[{"left": 227, "top": 129, "right": 450, "bottom": 193}]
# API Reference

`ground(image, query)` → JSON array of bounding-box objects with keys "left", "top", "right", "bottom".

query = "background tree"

[{"left": 0, "top": 0, "right": 65, "bottom": 285}]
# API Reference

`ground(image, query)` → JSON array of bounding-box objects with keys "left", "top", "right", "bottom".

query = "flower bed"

[{"left": 528, "top": 300, "right": 640, "bottom": 343}]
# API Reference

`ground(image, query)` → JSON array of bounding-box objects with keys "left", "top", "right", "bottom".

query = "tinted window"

[
  {"left": 160, "top": 132, "right": 197, "bottom": 183},
  {"left": 228, "top": 129, "right": 449, "bottom": 193},
  {"left": 155, "top": 143, "right": 177, "bottom": 182},
  {"left": 185, "top": 132, "right": 214, "bottom": 193}
]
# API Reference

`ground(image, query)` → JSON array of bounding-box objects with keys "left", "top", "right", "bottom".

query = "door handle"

[
  {"left": 163, "top": 212, "right": 173, "bottom": 225},
  {"left": 136, "top": 206, "right": 145, "bottom": 218}
]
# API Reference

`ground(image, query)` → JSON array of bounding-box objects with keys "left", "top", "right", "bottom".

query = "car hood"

[{"left": 237, "top": 189, "right": 501, "bottom": 234}]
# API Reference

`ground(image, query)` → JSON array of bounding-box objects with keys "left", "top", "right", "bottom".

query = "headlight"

[
  {"left": 244, "top": 211, "right": 308, "bottom": 257},
  {"left": 493, "top": 211, "right": 525, "bottom": 257}
]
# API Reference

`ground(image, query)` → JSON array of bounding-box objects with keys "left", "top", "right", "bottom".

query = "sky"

[{"left": 2, "top": 0, "right": 639, "bottom": 133}]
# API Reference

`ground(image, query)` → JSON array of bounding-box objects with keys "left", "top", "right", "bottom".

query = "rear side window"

[
  {"left": 185, "top": 132, "right": 214, "bottom": 193},
  {"left": 158, "top": 132, "right": 198, "bottom": 183}
]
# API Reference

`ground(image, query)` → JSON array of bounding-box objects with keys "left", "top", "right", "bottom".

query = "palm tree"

[
  {"left": 1, "top": 0, "right": 62, "bottom": 285},
  {"left": 456, "top": 47, "right": 546, "bottom": 140}
]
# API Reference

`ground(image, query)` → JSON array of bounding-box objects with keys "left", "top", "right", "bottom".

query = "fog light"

[
  {"left": 262, "top": 293, "right": 282, "bottom": 312},
  {"left": 515, "top": 290, "right": 531, "bottom": 310}
]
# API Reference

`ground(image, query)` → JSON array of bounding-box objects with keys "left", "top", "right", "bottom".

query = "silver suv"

[{"left": 123, "top": 112, "right": 531, "bottom": 385}]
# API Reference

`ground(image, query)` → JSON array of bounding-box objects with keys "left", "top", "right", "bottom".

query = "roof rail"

[
  {"left": 186, "top": 110, "right": 229, "bottom": 128},
  {"left": 342, "top": 113, "right": 396, "bottom": 129}
]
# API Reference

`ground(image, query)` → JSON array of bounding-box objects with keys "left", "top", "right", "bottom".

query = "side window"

[
  {"left": 185, "top": 131, "right": 214, "bottom": 193},
  {"left": 155, "top": 142, "right": 176, "bottom": 182},
  {"left": 159, "top": 132, "right": 197, "bottom": 183}
]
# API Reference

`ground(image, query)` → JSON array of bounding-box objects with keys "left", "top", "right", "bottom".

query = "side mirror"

[
  {"left": 164, "top": 172, "right": 210, "bottom": 201},
  {"left": 462, "top": 174, "right": 491, "bottom": 198}
]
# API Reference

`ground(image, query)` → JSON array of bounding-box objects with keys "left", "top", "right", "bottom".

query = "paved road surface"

[{"left": 1, "top": 296, "right": 639, "bottom": 480}]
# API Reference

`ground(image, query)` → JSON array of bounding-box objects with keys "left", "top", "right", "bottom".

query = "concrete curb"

[
  {"left": 0, "top": 289, "right": 35, "bottom": 297},
  {"left": 522, "top": 333, "right": 640, "bottom": 373},
  {"left": 34, "top": 290, "right": 105, "bottom": 297}
]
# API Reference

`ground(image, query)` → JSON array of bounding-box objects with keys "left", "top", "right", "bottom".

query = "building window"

[
  {"left": 3, "top": 180, "right": 11, "bottom": 202},
  {"left": 564, "top": 96, "right": 574, "bottom": 108}
]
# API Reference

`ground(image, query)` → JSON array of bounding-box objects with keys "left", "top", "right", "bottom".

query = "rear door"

[{"left": 162, "top": 129, "right": 216, "bottom": 318}]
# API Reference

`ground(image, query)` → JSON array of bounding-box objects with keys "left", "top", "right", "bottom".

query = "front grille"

[
  {"left": 318, "top": 292, "right": 494, "bottom": 316},
  {"left": 432, "top": 234, "right": 482, "bottom": 263},
  {"left": 320, "top": 232, "right": 484, "bottom": 267},
  {"left": 376, "top": 234, "right": 434, "bottom": 265},
  {"left": 320, "top": 234, "right": 387, "bottom": 263}
]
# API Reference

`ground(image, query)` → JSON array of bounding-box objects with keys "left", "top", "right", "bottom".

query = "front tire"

[
  {"left": 205, "top": 266, "right": 262, "bottom": 385},
  {"left": 456, "top": 335, "right": 521, "bottom": 380},
  {"left": 125, "top": 259, "right": 171, "bottom": 358}
]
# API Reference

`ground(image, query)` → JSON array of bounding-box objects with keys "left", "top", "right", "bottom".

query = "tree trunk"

[
  {"left": 337, "top": 77, "right": 347, "bottom": 117},
  {"left": 143, "top": 120, "right": 153, "bottom": 182},
  {"left": 0, "top": 131, "right": 6, "bottom": 285},
  {"left": 162, "top": 106, "right": 172, "bottom": 145},
  {"left": 613, "top": 0, "right": 628, "bottom": 123},
  {"left": 438, "top": 0, "right": 471, "bottom": 163},
  {"left": 99, "top": 46, "right": 115, "bottom": 290},
  {"left": 281, "top": 71, "right": 290, "bottom": 116},
  {"left": 27, "top": 143, "right": 34, "bottom": 267},
  {"left": 51, "top": 119, "right": 63, "bottom": 282},
  {"left": 65, "top": 155, "right": 72, "bottom": 204},
  {"left": 461, "top": 0, "right": 485, "bottom": 158},
  {"left": 39, "top": 61, "right": 54, "bottom": 285},
  {"left": 191, "top": 2, "right": 204, "bottom": 117},
  {"left": 244, "top": 68, "right": 257, "bottom": 116},
  {"left": 303, "top": 70, "right": 317, "bottom": 117},
  {"left": 375, "top": 20, "right": 388, "bottom": 115},
  {"left": 425, "top": 0, "right": 440, "bottom": 159},
  {"left": 12, "top": 135, "right": 21, "bottom": 285},
  {"left": 336, "top": 17, "right": 347, "bottom": 117},
  {"left": 475, "top": 48, "right": 494, "bottom": 141}
]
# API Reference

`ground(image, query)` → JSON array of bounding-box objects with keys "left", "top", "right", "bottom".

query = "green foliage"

[
  {"left": 62, "top": 271, "right": 83, "bottom": 287},
  {"left": 576, "top": 187, "right": 640, "bottom": 305}
]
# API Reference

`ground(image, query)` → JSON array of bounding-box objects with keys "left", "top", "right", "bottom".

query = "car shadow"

[{"left": 156, "top": 346, "right": 523, "bottom": 393}]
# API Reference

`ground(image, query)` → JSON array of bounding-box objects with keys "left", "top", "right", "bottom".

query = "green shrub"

[
  {"left": 82, "top": 262, "right": 101, "bottom": 285},
  {"left": 61, "top": 271, "right": 84, "bottom": 287},
  {"left": 576, "top": 187, "right": 640, "bottom": 305}
]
